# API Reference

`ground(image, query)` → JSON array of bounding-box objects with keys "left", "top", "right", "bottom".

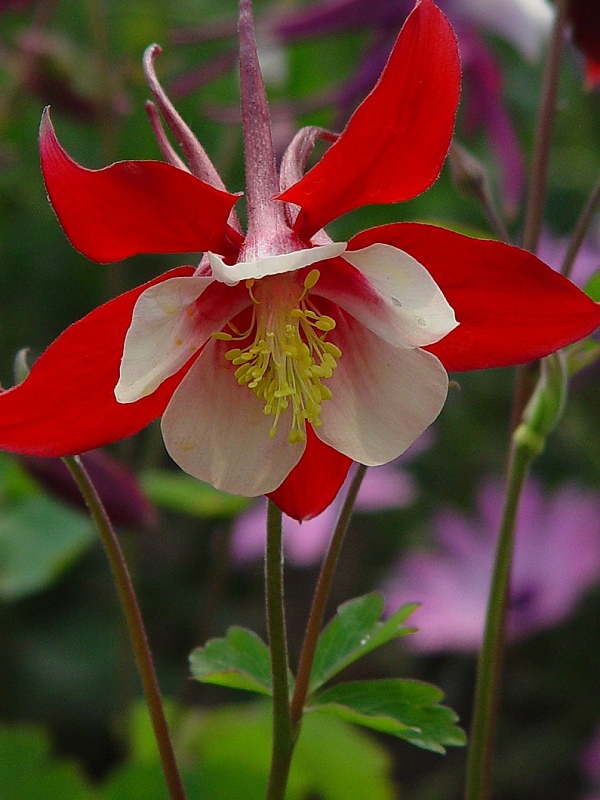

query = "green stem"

[
  {"left": 85, "top": 0, "right": 118, "bottom": 163},
  {"left": 561, "top": 172, "right": 600, "bottom": 279},
  {"left": 290, "top": 464, "right": 368, "bottom": 728},
  {"left": 448, "top": 143, "right": 511, "bottom": 244},
  {"left": 0, "top": 0, "right": 59, "bottom": 134},
  {"left": 513, "top": 0, "right": 568, "bottom": 428},
  {"left": 63, "top": 456, "right": 187, "bottom": 800},
  {"left": 463, "top": 443, "right": 533, "bottom": 800},
  {"left": 265, "top": 500, "right": 294, "bottom": 800},
  {"left": 521, "top": 0, "right": 569, "bottom": 254}
]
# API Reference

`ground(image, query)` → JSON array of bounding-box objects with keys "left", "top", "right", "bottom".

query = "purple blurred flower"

[
  {"left": 383, "top": 478, "right": 600, "bottom": 653},
  {"left": 21, "top": 449, "right": 156, "bottom": 529},
  {"left": 172, "top": 0, "right": 553, "bottom": 214},
  {"left": 581, "top": 725, "right": 600, "bottom": 800},
  {"left": 0, "top": 0, "right": 34, "bottom": 11},
  {"left": 231, "top": 435, "right": 432, "bottom": 566},
  {"left": 272, "top": 0, "right": 553, "bottom": 213},
  {"left": 537, "top": 226, "right": 600, "bottom": 288}
]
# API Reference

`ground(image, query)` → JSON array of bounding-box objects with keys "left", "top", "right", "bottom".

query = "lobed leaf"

[
  {"left": 190, "top": 627, "right": 275, "bottom": 696},
  {"left": 309, "top": 593, "right": 418, "bottom": 693},
  {"left": 311, "top": 679, "right": 467, "bottom": 753}
]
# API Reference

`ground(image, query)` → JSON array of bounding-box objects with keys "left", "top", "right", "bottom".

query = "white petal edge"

[
  {"left": 115, "top": 275, "right": 248, "bottom": 403},
  {"left": 320, "top": 243, "right": 458, "bottom": 349},
  {"left": 462, "top": 0, "right": 554, "bottom": 62},
  {"left": 208, "top": 241, "right": 347, "bottom": 285},
  {"left": 317, "top": 319, "right": 449, "bottom": 465},
  {"left": 161, "top": 338, "right": 305, "bottom": 497}
]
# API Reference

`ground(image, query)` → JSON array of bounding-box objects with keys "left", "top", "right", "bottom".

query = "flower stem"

[
  {"left": 561, "top": 172, "right": 600, "bottom": 279},
  {"left": 521, "top": 0, "right": 569, "bottom": 254},
  {"left": 290, "top": 464, "right": 368, "bottom": 727},
  {"left": 463, "top": 442, "right": 532, "bottom": 800},
  {"left": 513, "top": 0, "right": 568, "bottom": 428},
  {"left": 63, "top": 456, "right": 186, "bottom": 800},
  {"left": 265, "top": 500, "right": 294, "bottom": 800}
]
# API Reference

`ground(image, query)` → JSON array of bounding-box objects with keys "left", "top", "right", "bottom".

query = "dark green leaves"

[
  {"left": 0, "top": 496, "right": 95, "bottom": 600},
  {"left": 190, "top": 627, "right": 275, "bottom": 696},
  {"left": 189, "top": 594, "right": 466, "bottom": 755},
  {"left": 309, "top": 593, "right": 417, "bottom": 693},
  {"left": 311, "top": 680, "right": 467, "bottom": 753}
]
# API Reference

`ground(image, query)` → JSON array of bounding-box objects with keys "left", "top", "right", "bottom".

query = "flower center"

[{"left": 212, "top": 269, "right": 341, "bottom": 443}]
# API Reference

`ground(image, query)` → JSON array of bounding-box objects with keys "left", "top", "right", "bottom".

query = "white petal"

[
  {"left": 116, "top": 276, "right": 249, "bottom": 402},
  {"left": 318, "top": 244, "right": 457, "bottom": 348},
  {"left": 208, "top": 242, "right": 347, "bottom": 285},
  {"left": 317, "top": 319, "right": 448, "bottom": 466},
  {"left": 462, "top": 0, "right": 554, "bottom": 61},
  {"left": 161, "top": 338, "right": 305, "bottom": 497}
]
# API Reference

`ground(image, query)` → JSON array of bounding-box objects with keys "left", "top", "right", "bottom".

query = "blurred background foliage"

[{"left": 1, "top": 0, "right": 600, "bottom": 798}]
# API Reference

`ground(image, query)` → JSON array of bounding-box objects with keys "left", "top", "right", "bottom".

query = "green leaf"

[
  {"left": 0, "top": 724, "right": 93, "bottom": 799},
  {"left": 187, "top": 702, "right": 396, "bottom": 800},
  {"left": 0, "top": 496, "right": 95, "bottom": 600},
  {"left": 309, "top": 593, "right": 418, "bottom": 693},
  {"left": 103, "top": 700, "right": 395, "bottom": 800},
  {"left": 584, "top": 268, "right": 600, "bottom": 302},
  {"left": 0, "top": 453, "right": 40, "bottom": 505},
  {"left": 140, "top": 469, "right": 251, "bottom": 518},
  {"left": 311, "top": 679, "right": 467, "bottom": 753},
  {"left": 190, "top": 626, "right": 275, "bottom": 696}
]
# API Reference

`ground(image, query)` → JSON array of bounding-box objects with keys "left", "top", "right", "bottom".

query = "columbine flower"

[
  {"left": 174, "top": 0, "right": 553, "bottom": 211},
  {"left": 0, "top": 0, "right": 599, "bottom": 522},
  {"left": 383, "top": 479, "right": 600, "bottom": 653},
  {"left": 269, "top": 0, "right": 554, "bottom": 211}
]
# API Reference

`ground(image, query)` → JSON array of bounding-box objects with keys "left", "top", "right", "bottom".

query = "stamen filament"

[{"left": 216, "top": 270, "right": 342, "bottom": 444}]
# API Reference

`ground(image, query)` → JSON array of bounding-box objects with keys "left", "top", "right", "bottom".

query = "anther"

[{"left": 304, "top": 269, "right": 320, "bottom": 290}]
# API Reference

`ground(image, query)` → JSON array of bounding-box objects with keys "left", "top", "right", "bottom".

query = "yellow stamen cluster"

[{"left": 213, "top": 269, "right": 341, "bottom": 444}]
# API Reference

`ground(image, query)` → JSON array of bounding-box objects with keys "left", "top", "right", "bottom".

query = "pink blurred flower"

[
  {"left": 384, "top": 478, "right": 600, "bottom": 653},
  {"left": 581, "top": 725, "right": 600, "bottom": 800},
  {"left": 231, "top": 435, "right": 432, "bottom": 566},
  {"left": 538, "top": 227, "right": 600, "bottom": 288}
]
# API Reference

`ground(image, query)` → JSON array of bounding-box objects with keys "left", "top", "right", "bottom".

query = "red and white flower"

[{"left": 1, "top": 0, "right": 599, "bottom": 520}]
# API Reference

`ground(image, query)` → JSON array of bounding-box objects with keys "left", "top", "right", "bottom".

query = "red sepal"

[
  {"left": 279, "top": 0, "right": 460, "bottom": 240},
  {"left": 40, "top": 109, "right": 241, "bottom": 263},
  {"left": 584, "top": 56, "right": 600, "bottom": 90},
  {"left": 0, "top": 267, "right": 195, "bottom": 457},
  {"left": 568, "top": 0, "right": 600, "bottom": 88},
  {"left": 268, "top": 425, "right": 352, "bottom": 521},
  {"left": 349, "top": 223, "right": 600, "bottom": 371}
]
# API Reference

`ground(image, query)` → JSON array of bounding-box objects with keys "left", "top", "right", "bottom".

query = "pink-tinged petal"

[
  {"left": 208, "top": 242, "right": 346, "bottom": 285},
  {"left": 0, "top": 268, "right": 195, "bottom": 457},
  {"left": 316, "top": 245, "right": 457, "bottom": 349},
  {"left": 278, "top": 0, "right": 460, "bottom": 240},
  {"left": 40, "top": 108, "right": 241, "bottom": 263},
  {"left": 317, "top": 313, "right": 448, "bottom": 465},
  {"left": 116, "top": 276, "right": 250, "bottom": 402},
  {"left": 161, "top": 338, "right": 304, "bottom": 497},
  {"left": 267, "top": 425, "right": 353, "bottom": 520},
  {"left": 350, "top": 223, "right": 600, "bottom": 371}
]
